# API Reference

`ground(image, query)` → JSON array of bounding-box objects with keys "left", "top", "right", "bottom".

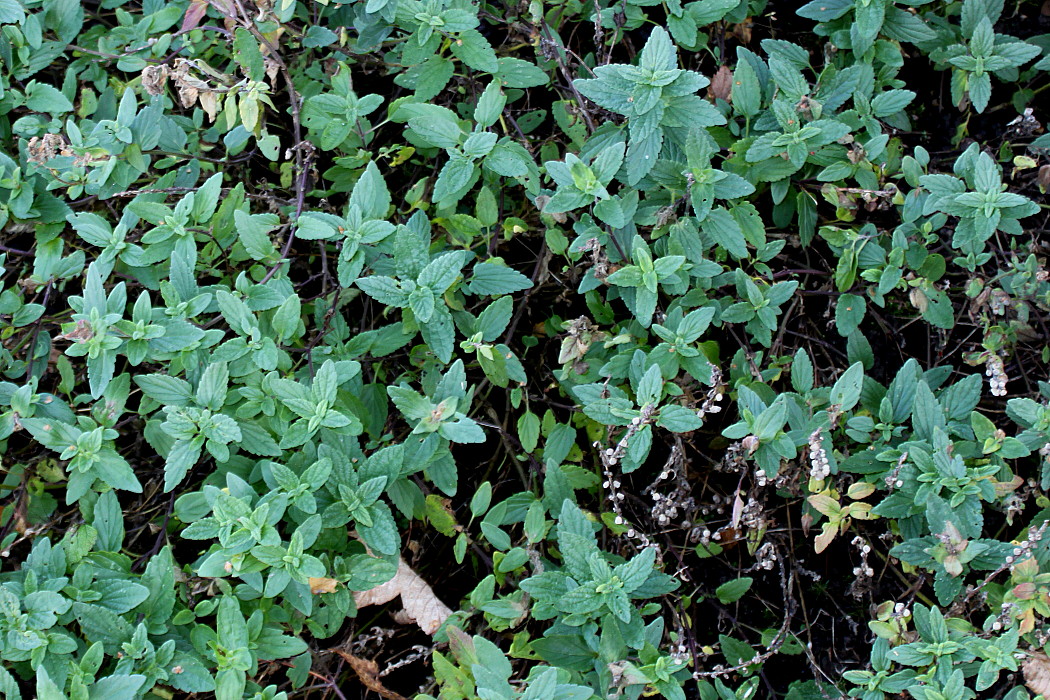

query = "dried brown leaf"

[
  {"left": 1025, "top": 651, "right": 1050, "bottom": 696},
  {"left": 141, "top": 65, "right": 169, "bottom": 97},
  {"left": 730, "top": 490, "right": 744, "bottom": 529},
  {"left": 353, "top": 557, "right": 452, "bottom": 635},
  {"left": 731, "top": 18, "right": 752, "bottom": 44},
  {"left": 1038, "top": 164, "right": 1050, "bottom": 193},
  {"left": 331, "top": 650, "right": 410, "bottom": 700},
  {"left": 309, "top": 577, "right": 338, "bottom": 595},
  {"left": 708, "top": 65, "right": 733, "bottom": 102}
]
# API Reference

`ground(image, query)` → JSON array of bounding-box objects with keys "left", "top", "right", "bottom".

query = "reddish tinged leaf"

[
  {"left": 181, "top": 0, "right": 209, "bottom": 33},
  {"left": 708, "top": 65, "right": 733, "bottom": 102}
]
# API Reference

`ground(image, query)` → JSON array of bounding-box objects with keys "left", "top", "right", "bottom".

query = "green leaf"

[
  {"left": 357, "top": 276, "right": 409, "bottom": 307},
  {"left": 657, "top": 404, "right": 703, "bottom": 432},
  {"left": 495, "top": 57, "right": 549, "bottom": 87},
  {"left": 164, "top": 438, "right": 203, "bottom": 492},
  {"left": 477, "top": 295, "right": 513, "bottom": 341},
  {"left": 271, "top": 294, "right": 301, "bottom": 341},
  {"left": 0, "top": 0, "right": 26, "bottom": 23},
  {"left": 882, "top": 5, "right": 938, "bottom": 44},
  {"left": 968, "top": 71, "right": 992, "bottom": 113},
  {"left": 703, "top": 207, "right": 748, "bottom": 259},
  {"left": 835, "top": 293, "right": 866, "bottom": 337},
  {"left": 135, "top": 374, "right": 193, "bottom": 405},
  {"left": 234, "top": 210, "right": 278, "bottom": 260},
  {"left": 433, "top": 157, "right": 478, "bottom": 206},
  {"left": 797, "top": 0, "right": 851, "bottom": 21},
  {"left": 639, "top": 26, "right": 677, "bottom": 71},
  {"left": 93, "top": 490, "right": 124, "bottom": 551},
  {"left": 302, "top": 24, "right": 338, "bottom": 48},
  {"left": 871, "top": 89, "right": 916, "bottom": 117},
  {"left": 474, "top": 81, "right": 507, "bottom": 128},
  {"left": 419, "top": 251, "right": 471, "bottom": 295},
  {"left": 233, "top": 28, "right": 265, "bottom": 81},
  {"left": 791, "top": 348, "right": 814, "bottom": 394},
  {"left": 410, "top": 113, "right": 463, "bottom": 149},
  {"left": 468, "top": 262, "right": 533, "bottom": 295},
  {"left": 625, "top": 130, "right": 663, "bottom": 186},
  {"left": 716, "top": 576, "right": 753, "bottom": 604},
  {"left": 411, "top": 56, "right": 454, "bottom": 101},
  {"left": 451, "top": 29, "right": 498, "bottom": 72},
  {"left": 420, "top": 304, "right": 456, "bottom": 363},
  {"left": 196, "top": 362, "right": 229, "bottom": 411},
  {"left": 732, "top": 52, "right": 762, "bottom": 117},
  {"left": 88, "top": 674, "right": 147, "bottom": 700},
  {"left": 752, "top": 398, "right": 787, "bottom": 441},
  {"left": 350, "top": 161, "right": 391, "bottom": 220},
  {"left": 25, "top": 81, "right": 73, "bottom": 113},
  {"left": 517, "top": 412, "right": 540, "bottom": 453},
  {"left": 440, "top": 416, "right": 487, "bottom": 443},
  {"left": 829, "top": 362, "right": 864, "bottom": 413}
]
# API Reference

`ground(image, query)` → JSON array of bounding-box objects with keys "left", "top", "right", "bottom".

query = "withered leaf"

[
  {"left": 331, "top": 650, "right": 410, "bottom": 700},
  {"left": 353, "top": 556, "right": 452, "bottom": 635},
  {"left": 1024, "top": 651, "right": 1050, "bottom": 696},
  {"left": 708, "top": 65, "right": 733, "bottom": 103},
  {"left": 309, "top": 577, "right": 338, "bottom": 595}
]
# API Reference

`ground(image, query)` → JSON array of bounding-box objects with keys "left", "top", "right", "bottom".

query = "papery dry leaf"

[
  {"left": 708, "top": 65, "right": 733, "bottom": 102},
  {"left": 730, "top": 490, "right": 744, "bottom": 529},
  {"left": 909, "top": 286, "right": 928, "bottom": 314},
  {"left": 141, "top": 65, "right": 169, "bottom": 96},
  {"left": 170, "top": 59, "right": 219, "bottom": 121},
  {"left": 1038, "top": 164, "right": 1050, "bottom": 193},
  {"left": 353, "top": 557, "right": 452, "bottom": 635},
  {"left": 331, "top": 650, "right": 410, "bottom": 700},
  {"left": 264, "top": 57, "right": 280, "bottom": 85},
  {"left": 1025, "top": 651, "right": 1050, "bottom": 696},
  {"left": 197, "top": 91, "right": 218, "bottom": 122},
  {"left": 26, "top": 133, "right": 68, "bottom": 165},
  {"left": 309, "top": 577, "right": 338, "bottom": 595}
]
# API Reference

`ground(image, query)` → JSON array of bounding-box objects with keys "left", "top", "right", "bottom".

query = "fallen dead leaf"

[
  {"left": 731, "top": 18, "right": 752, "bottom": 44},
  {"left": 331, "top": 650, "right": 410, "bottom": 700},
  {"left": 708, "top": 65, "right": 733, "bottom": 102},
  {"left": 141, "top": 65, "right": 169, "bottom": 96},
  {"left": 1038, "top": 164, "right": 1050, "bottom": 193},
  {"left": 1024, "top": 651, "right": 1050, "bottom": 696},
  {"left": 309, "top": 577, "right": 338, "bottom": 595},
  {"left": 353, "top": 556, "right": 452, "bottom": 635},
  {"left": 730, "top": 490, "right": 744, "bottom": 529}
]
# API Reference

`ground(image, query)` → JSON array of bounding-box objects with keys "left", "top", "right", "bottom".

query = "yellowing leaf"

[
  {"left": 807, "top": 493, "right": 841, "bottom": 517},
  {"left": 847, "top": 481, "right": 875, "bottom": 500},
  {"left": 814, "top": 523, "right": 837, "bottom": 553}
]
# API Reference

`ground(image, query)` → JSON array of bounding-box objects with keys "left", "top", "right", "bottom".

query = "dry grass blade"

[{"left": 353, "top": 556, "right": 452, "bottom": 635}]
